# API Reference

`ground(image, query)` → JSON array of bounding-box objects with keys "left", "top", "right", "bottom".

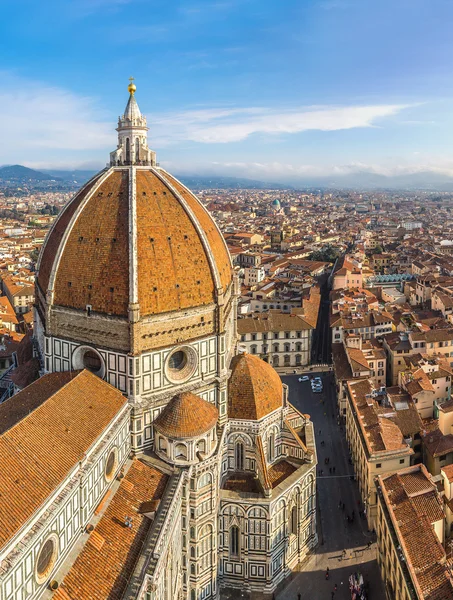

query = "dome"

[
  {"left": 153, "top": 391, "right": 218, "bottom": 438},
  {"left": 228, "top": 353, "right": 283, "bottom": 420},
  {"left": 272, "top": 199, "right": 281, "bottom": 206},
  {"left": 37, "top": 166, "right": 232, "bottom": 318}
]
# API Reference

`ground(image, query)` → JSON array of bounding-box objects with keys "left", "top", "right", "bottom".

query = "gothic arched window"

[
  {"left": 290, "top": 506, "right": 298, "bottom": 535},
  {"left": 230, "top": 525, "right": 239, "bottom": 556},
  {"left": 268, "top": 433, "right": 275, "bottom": 463},
  {"left": 235, "top": 441, "right": 244, "bottom": 470}
]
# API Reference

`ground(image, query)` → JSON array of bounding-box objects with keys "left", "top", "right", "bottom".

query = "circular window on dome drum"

[
  {"left": 165, "top": 346, "right": 198, "bottom": 383},
  {"left": 35, "top": 535, "right": 58, "bottom": 584},
  {"left": 72, "top": 346, "right": 105, "bottom": 379},
  {"left": 83, "top": 350, "right": 102, "bottom": 373},
  {"left": 105, "top": 447, "right": 118, "bottom": 482}
]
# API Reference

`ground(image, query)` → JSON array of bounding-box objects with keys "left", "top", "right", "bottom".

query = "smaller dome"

[
  {"left": 272, "top": 199, "right": 281, "bottom": 206},
  {"left": 153, "top": 392, "right": 218, "bottom": 438},
  {"left": 228, "top": 353, "right": 283, "bottom": 420}
]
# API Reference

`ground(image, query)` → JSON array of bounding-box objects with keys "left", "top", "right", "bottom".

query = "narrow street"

[
  {"left": 311, "top": 277, "right": 332, "bottom": 365},
  {"left": 278, "top": 373, "right": 385, "bottom": 600}
]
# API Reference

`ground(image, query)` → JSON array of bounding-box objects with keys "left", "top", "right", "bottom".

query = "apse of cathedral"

[{"left": 0, "top": 82, "right": 317, "bottom": 600}]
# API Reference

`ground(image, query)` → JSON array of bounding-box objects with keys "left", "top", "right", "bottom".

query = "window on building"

[
  {"left": 268, "top": 433, "right": 275, "bottom": 462},
  {"left": 251, "top": 345, "right": 257, "bottom": 355},
  {"left": 285, "top": 332, "right": 290, "bottom": 339},
  {"left": 376, "top": 463, "right": 381, "bottom": 468},
  {"left": 230, "top": 525, "right": 239, "bottom": 556},
  {"left": 175, "top": 444, "right": 187, "bottom": 459},
  {"left": 290, "top": 506, "right": 297, "bottom": 535},
  {"left": 399, "top": 459, "right": 405, "bottom": 464},
  {"left": 284, "top": 343, "right": 290, "bottom": 352},
  {"left": 235, "top": 441, "right": 244, "bottom": 470},
  {"left": 284, "top": 354, "right": 290, "bottom": 366}
]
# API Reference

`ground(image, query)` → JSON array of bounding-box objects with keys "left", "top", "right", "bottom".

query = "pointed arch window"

[
  {"left": 290, "top": 506, "right": 298, "bottom": 535},
  {"left": 268, "top": 433, "right": 275, "bottom": 463},
  {"left": 235, "top": 441, "right": 244, "bottom": 470},
  {"left": 230, "top": 525, "right": 239, "bottom": 556}
]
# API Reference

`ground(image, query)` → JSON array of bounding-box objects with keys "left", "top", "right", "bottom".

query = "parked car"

[{"left": 299, "top": 376, "right": 310, "bottom": 382}]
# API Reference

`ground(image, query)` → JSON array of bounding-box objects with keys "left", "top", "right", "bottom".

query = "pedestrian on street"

[
  {"left": 333, "top": 466, "right": 336, "bottom": 474},
  {"left": 298, "top": 594, "right": 301, "bottom": 600},
  {"left": 331, "top": 592, "right": 335, "bottom": 599},
  {"left": 329, "top": 467, "right": 332, "bottom": 474},
  {"left": 319, "top": 429, "right": 322, "bottom": 435}
]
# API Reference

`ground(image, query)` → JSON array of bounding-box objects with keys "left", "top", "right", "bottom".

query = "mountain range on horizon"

[{"left": 2, "top": 163, "right": 453, "bottom": 192}]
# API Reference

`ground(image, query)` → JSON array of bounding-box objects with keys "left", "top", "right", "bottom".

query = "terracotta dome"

[
  {"left": 153, "top": 391, "right": 219, "bottom": 438},
  {"left": 37, "top": 167, "right": 232, "bottom": 318},
  {"left": 228, "top": 353, "right": 283, "bottom": 420}
]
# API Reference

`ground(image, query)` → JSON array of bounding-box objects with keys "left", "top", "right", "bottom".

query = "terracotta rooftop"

[
  {"left": 0, "top": 370, "right": 127, "bottom": 550},
  {"left": 228, "top": 353, "right": 283, "bottom": 421},
  {"left": 153, "top": 391, "right": 218, "bottom": 438},
  {"left": 267, "top": 460, "right": 297, "bottom": 488},
  {"left": 379, "top": 465, "right": 453, "bottom": 600},
  {"left": 54, "top": 459, "right": 168, "bottom": 600}
]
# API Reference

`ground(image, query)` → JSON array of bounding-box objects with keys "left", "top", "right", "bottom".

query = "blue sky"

[{"left": 1, "top": 0, "right": 453, "bottom": 182}]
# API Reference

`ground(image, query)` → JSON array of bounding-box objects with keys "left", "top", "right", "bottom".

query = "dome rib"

[
  {"left": 158, "top": 169, "right": 233, "bottom": 292},
  {"left": 228, "top": 353, "right": 283, "bottom": 420},
  {"left": 37, "top": 170, "right": 107, "bottom": 296},
  {"left": 153, "top": 392, "right": 218, "bottom": 438},
  {"left": 151, "top": 167, "right": 222, "bottom": 293}
]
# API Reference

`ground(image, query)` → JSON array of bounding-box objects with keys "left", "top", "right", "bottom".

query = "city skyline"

[{"left": 2, "top": 0, "right": 453, "bottom": 185}]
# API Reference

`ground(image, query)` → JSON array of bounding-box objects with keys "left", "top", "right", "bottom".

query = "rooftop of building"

[{"left": 0, "top": 370, "right": 127, "bottom": 551}]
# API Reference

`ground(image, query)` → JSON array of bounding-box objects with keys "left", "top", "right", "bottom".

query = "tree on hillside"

[{"left": 310, "top": 245, "right": 341, "bottom": 263}]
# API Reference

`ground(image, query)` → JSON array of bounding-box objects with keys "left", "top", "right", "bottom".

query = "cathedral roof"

[
  {"left": 37, "top": 167, "right": 232, "bottom": 318},
  {"left": 153, "top": 391, "right": 218, "bottom": 438},
  {"left": 228, "top": 353, "right": 283, "bottom": 420},
  {"left": 54, "top": 459, "right": 168, "bottom": 600},
  {"left": 0, "top": 370, "right": 126, "bottom": 551}
]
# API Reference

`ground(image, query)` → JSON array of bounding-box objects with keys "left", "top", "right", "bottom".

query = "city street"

[
  {"left": 311, "top": 278, "right": 332, "bottom": 365},
  {"left": 278, "top": 373, "right": 386, "bottom": 600}
]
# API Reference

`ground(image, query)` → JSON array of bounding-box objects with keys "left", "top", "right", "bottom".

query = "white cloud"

[
  {"left": 151, "top": 104, "right": 412, "bottom": 144},
  {"left": 0, "top": 73, "right": 114, "bottom": 163}
]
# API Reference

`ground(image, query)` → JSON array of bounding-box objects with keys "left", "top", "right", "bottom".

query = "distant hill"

[
  {"left": 175, "top": 174, "right": 292, "bottom": 190},
  {"left": 0, "top": 165, "right": 59, "bottom": 182},
  {"left": 41, "top": 169, "right": 98, "bottom": 183},
  {"left": 42, "top": 169, "right": 292, "bottom": 190}
]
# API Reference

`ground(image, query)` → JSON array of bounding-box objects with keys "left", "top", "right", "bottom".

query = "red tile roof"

[
  {"left": 0, "top": 370, "right": 127, "bottom": 550},
  {"left": 228, "top": 353, "right": 283, "bottom": 420},
  {"left": 153, "top": 391, "right": 218, "bottom": 438},
  {"left": 54, "top": 459, "right": 168, "bottom": 600}
]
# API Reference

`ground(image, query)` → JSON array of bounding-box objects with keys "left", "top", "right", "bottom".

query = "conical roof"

[
  {"left": 228, "top": 353, "right": 283, "bottom": 420},
  {"left": 124, "top": 92, "right": 142, "bottom": 120},
  {"left": 153, "top": 392, "right": 218, "bottom": 438}
]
